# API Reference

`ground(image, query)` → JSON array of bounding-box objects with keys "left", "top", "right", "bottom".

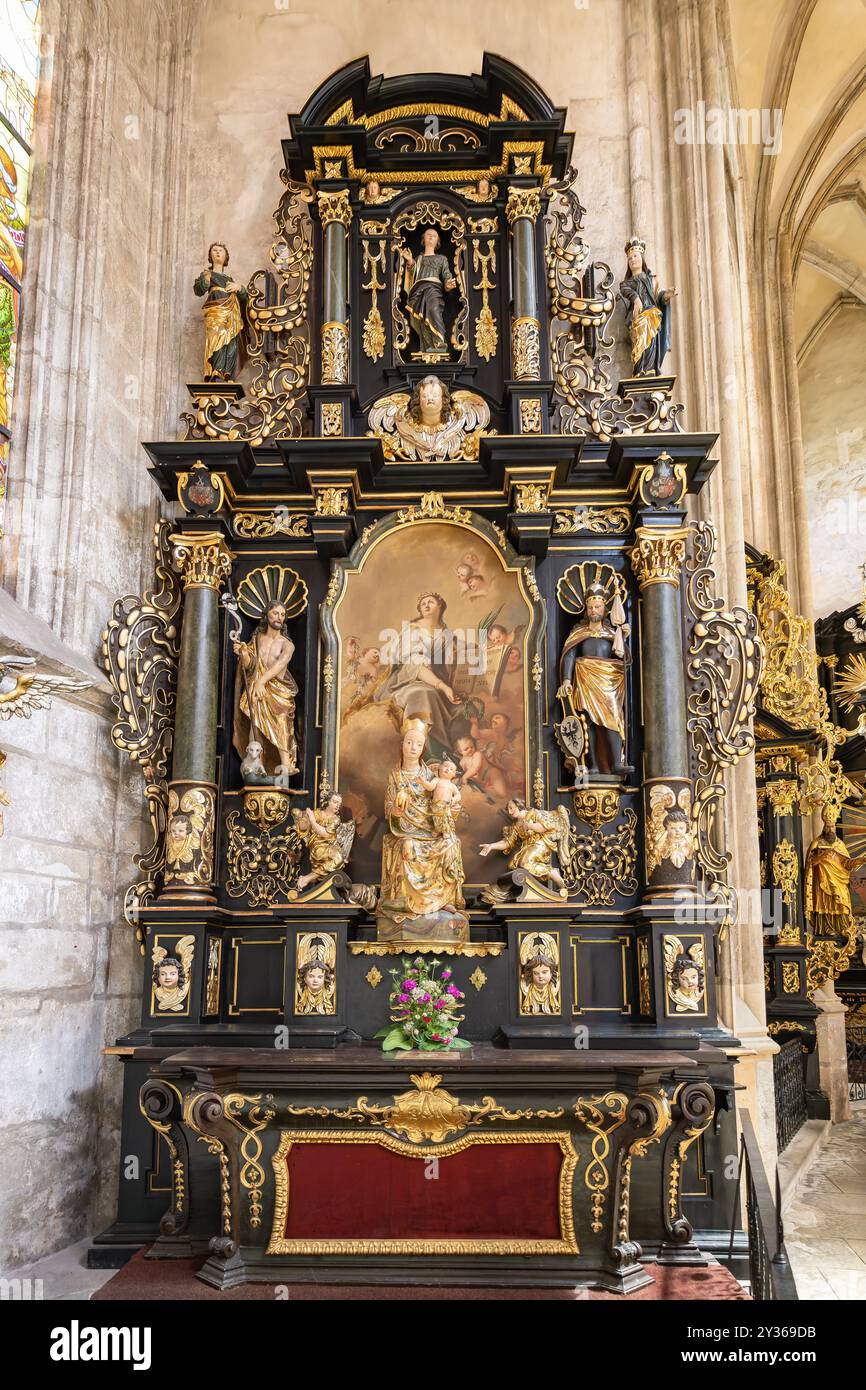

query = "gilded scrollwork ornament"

[
  {"left": 574, "top": 1092, "right": 629, "bottom": 1234},
  {"left": 224, "top": 804, "right": 303, "bottom": 907},
  {"left": 772, "top": 839, "right": 799, "bottom": 910},
  {"left": 224, "top": 1093, "right": 276, "bottom": 1229},
  {"left": 544, "top": 168, "right": 682, "bottom": 440},
  {"left": 685, "top": 522, "right": 761, "bottom": 918},
  {"left": 284, "top": 1071, "right": 566, "bottom": 1145},
  {"left": 552, "top": 505, "right": 631, "bottom": 536},
  {"left": 102, "top": 520, "right": 182, "bottom": 942},
  {"left": 233, "top": 510, "right": 311, "bottom": 539},
  {"left": 321, "top": 320, "right": 349, "bottom": 384},
  {"left": 511, "top": 315, "right": 541, "bottom": 379},
  {"left": 471, "top": 238, "right": 498, "bottom": 362},
  {"left": 565, "top": 808, "right": 638, "bottom": 906},
  {"left": 361, "top": 237, "right": 387, "bottom": 362}
]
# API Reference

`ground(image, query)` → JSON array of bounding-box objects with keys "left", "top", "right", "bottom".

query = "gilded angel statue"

[
  {"left": 292, "top": 792, "right": 356, "bottom": 892},
  {"left": 152, "top": 935, "right": 195, "bottom": 1013},
  {"left": 480, "top": 798, "right": 572, "bottom": 896},
  {"left": 0, "top": 654, "right": 90, "bottom": 718},
  {"left": 367, "top": 374, "right": 491, "bottom": 462}
]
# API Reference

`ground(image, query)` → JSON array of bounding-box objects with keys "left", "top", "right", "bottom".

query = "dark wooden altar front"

[{"left": 138, "top": 1045, "right": 717, "bottom": 1293}]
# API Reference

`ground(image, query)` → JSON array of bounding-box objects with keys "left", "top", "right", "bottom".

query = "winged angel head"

[
  {"left": 367, "top": 375, "right": 492, "bottom": 462},
  {"left": 152, "top": 935, "right": 195, "bottom": 1013}
]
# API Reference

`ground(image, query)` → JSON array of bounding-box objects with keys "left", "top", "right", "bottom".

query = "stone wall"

[
  {"left": 0, "top": 0, "right": 193, "bottom": 1267},
  {"left": 799, "top": 303, "right": 866, "bottom": 618}
]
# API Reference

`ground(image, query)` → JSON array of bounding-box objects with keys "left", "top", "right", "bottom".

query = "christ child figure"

[{"left": 421, "top": 757, "right": 463, "bottom": 833}]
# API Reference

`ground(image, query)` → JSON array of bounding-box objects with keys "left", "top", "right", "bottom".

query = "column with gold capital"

[
  {"left": 162, "top": 530, "right": 233, "bottom": 901},
  {"left": 317, "top": 188, "right": 352, "bottom": 387},
  {"left": 630, "top": 520, "right": 694, "bottom": 896},
  {"left": 505, "top": 185, "right": 542, "bottom": 383}
]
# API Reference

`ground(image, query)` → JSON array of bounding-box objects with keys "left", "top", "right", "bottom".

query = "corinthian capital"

[
  {"left": 170, "top": 531, "right": 234, "bottom": 591},
  {"left": 317, "top": 188, "right": 352, "bottom": 228},
  {"left": 629, "top": 526, "right": 689, "bottom": 589},
  {"left": 506, "top": 186, "right": 541, "bottom": 224}
]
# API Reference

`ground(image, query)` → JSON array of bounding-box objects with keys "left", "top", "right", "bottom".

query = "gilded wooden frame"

[{"left": 266, "top": 1129, "right": 579, "bottom": 1256}]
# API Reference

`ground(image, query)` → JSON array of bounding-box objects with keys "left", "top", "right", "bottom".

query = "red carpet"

[{"left": 92, "top": 1249, "right": 749, "bottom": 1300}]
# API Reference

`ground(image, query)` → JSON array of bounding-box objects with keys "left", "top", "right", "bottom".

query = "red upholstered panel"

[{"left": 281, "top": 1140, "right": 563, "bottom": 1240}]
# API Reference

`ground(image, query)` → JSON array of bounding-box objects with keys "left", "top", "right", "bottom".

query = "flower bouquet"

[{"left": 375, "top": 956, "right": 472, "bottom": 1054}]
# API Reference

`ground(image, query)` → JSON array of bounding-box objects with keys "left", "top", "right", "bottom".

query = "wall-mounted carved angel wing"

[{"left": 0, "top": 655, "right": 91, "bottom": 719}]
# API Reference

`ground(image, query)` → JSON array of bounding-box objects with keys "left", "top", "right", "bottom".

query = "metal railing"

[
  {"left": 729, "top": 1108, "right": 798, "bottom": 1300},
  {"left": 773, "top": 1037, "right": 807, "bottom": 1154}
]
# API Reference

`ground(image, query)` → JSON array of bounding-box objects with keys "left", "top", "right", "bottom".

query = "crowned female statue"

[
  {"left": 194, "top": 241, "right": 247, "bottom": 380},
  {"left": 401, "top": 226, "right": 458, "bottom": 358},
  {"left": 619, "top": 236, "right": 676, "bottom": 377},
  {"left": 378, "top": 718, "right": 468, "bottom": 942}
]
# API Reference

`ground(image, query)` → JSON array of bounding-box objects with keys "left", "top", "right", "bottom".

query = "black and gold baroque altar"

[{"left": 94, "top": 55, "right": 759, "bottom": 1291}]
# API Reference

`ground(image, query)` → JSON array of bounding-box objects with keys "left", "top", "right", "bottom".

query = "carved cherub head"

[
  {"left": 297, "top": 960, "right": 333, "bottom": 996},
  {"left": 671, "top": 953, "right": 703, "bottom": 1001},
  {"left": 409, "top": 375, "right": 452, "bottom": 428},
  {"left": 153, "top": 955, "right": 184, "bottom": 992}
]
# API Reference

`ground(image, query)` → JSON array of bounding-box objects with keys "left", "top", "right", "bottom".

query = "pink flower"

[
  {"left": 446, "top": 984, "right": 460, "bottom": 997},
  {"left": 403, "top": 980, "right": 416, "bottom": 991},
  {"left": 421, "top": 992, "right": 431, "bottom": 1002},
  {"left": 398, "top": 993, "right": 410, "bottom": 1003},
  {"left": 435, "top": 999, "right": 446, "bottom": 1009},
  {"left": 441, "top": 968, "right": 452, "bottom": 979},
  {"left": 432, "top": 1034, "right": 441, "bottom": 1041}
]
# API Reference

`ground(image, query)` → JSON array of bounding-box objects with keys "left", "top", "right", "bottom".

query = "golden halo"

[
  {"left": 236, "top": 565, "right": 308, "bottom": 622},
  {"left": 556, "top": 562, "right": 625, "bottom": 616}
]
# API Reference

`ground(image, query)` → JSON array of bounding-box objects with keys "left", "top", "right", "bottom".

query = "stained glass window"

[{"left": 0, "top": 0, "right": 40, "bottom": 533}]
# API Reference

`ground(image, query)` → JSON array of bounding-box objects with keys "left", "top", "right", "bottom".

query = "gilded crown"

[{"left": 624, "top": 235, "right": 646, "bottom": 256}]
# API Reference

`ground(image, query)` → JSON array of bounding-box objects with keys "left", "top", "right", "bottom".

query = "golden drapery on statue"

[
  {"left": 501, "top": 808, "right": 564, "bottom": 882},
  {"left": 377, "top": 717, "right": 467, "bottom": 941},
  {"left": 233, "top": 642, "right": 298, "bottom": 775},
  {"left": 564, "top": 649, "right": 625, "bottom": 739},
  {"left": 380, "top": 764, "right": 466, "bottom": 924},
  {"left": 805, "top": 814, "right": 866, "bottom": 936},
  {"left": 201, "top": 294, "right": 243, "bottom": 379}
]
